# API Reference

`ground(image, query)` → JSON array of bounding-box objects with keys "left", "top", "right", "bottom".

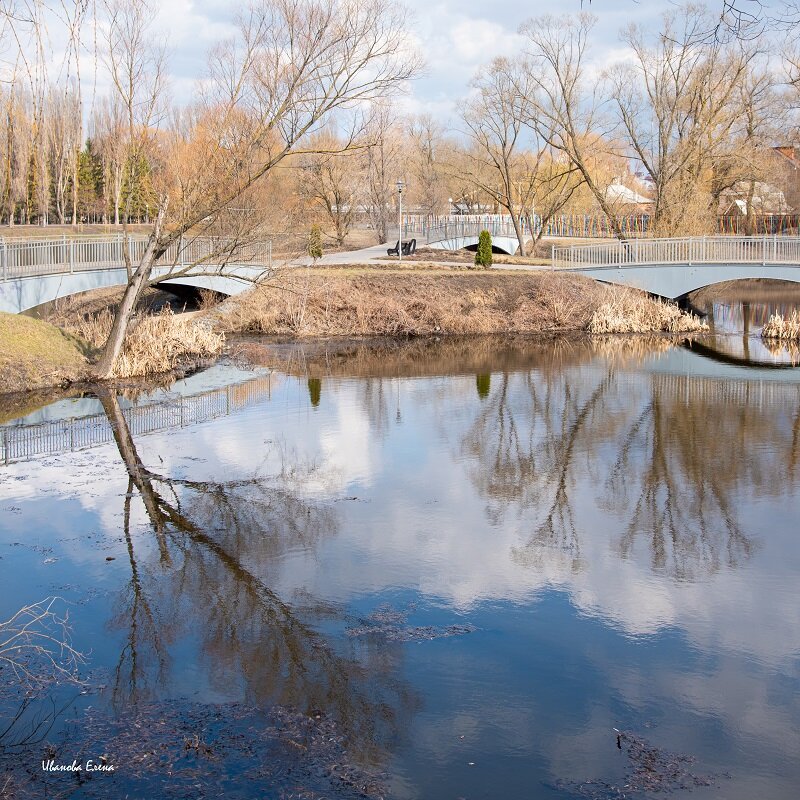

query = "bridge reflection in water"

[{"left": 0, "top": 374, "right": 272, "bottom": 465}]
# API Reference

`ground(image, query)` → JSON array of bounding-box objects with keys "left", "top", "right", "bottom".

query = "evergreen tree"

[
  {"left": 475, "top": 229, "right": 493, "bottom": 267},
  {"left": 308, "top": 224, "right": 323, "bottom": 263}
]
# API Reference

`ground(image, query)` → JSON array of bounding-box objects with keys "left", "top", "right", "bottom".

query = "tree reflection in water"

[
  {"left": 451, "top": 337, "right": 800, "bottom": 580},
  {"left": 96, "top": 389, "right": 417, "bottom": 765}
]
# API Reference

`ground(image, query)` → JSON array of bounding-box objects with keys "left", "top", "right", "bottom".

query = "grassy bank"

[
  {"left": 214, "top": 268, "right": 706, "bottom": 337},
  {"left": 0, "top": 312, "right": 92, "bottom": 393}
]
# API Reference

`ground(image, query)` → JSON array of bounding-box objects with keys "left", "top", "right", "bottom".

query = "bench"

[{"left": 387, "top": 239, "right": 417, "bottom": 256}]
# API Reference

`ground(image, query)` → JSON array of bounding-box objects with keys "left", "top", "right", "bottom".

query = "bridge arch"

[
  {"left": 0, "top": 235, "right": 270, "bottom": 314},
  {"left": 554, "top": 237, "right": 800, "bottom": 300}
]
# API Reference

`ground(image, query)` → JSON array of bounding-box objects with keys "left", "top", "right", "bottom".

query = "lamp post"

[{"left": 396, "top": 179, "right": 405, "bottom": 262}]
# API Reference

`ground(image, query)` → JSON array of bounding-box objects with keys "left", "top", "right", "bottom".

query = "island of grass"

[{"left": 0, "top": 312, "right": 92, "bottom": 394}]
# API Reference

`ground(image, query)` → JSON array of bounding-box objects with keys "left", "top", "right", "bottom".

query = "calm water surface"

[{"left": 1, "top": 335, "right": 799, "bottom": 799}]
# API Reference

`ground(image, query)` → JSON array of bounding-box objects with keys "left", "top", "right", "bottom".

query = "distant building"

[
  {"left": 719, "top": 181, "right": 791, "bottom": 216},
  {"left": 604, "top": 177, "right": 651, "bottom": 209}
]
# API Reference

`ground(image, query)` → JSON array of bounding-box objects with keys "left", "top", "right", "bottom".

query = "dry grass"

[
  {"left": 214, "top": 269, "right": 705, "bottom": 338},
  {"left": 761, "top": 311, "right": 800, "bottom": 340},
  {"left": 0, "top": 312, "right": 91, "bottom": 393},
  {"left": 66, "top": 307, "right": 224, "bottom": 379},
  {"left": 587, "top": 288, "right": 708, "bottom": 334}
]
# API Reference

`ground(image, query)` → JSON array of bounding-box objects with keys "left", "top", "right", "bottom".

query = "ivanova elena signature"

[{"left": 42, "top": 759, "right": 115, "bottom": 773}]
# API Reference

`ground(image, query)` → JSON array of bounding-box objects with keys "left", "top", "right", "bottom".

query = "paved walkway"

[{"left": 287, "top": 243, "right": 547, "bottom": 271}]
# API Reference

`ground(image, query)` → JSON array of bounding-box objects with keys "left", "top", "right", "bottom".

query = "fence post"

[
  {"left": 763, "top": 234, "right": 767, "bottom": 266},
  {"left": 0, "top": 238, "right": 5, "bottom": 282},
  {"left": 69, "top": 237, "right": 74, "bottom": 274},
  {"left": 551, "top": 244, "right": 555, "bottom": 271}
]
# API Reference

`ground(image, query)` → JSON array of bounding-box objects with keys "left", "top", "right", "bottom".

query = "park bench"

[{"left": 387, "top": 239, "right": 417, "bottom": 256}]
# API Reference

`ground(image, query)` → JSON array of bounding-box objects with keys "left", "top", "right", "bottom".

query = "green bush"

[
  {"left": 475, "top": 230, "right": 493, "bottom": 267},
  {"left": 307, "top": 225, "right": 323, "bottom": 263}
]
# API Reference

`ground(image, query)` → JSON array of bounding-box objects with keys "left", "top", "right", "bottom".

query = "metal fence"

[
  {"left": 0, "top": 235, "right": 273, "bottom": 281},
  {"left": 405, "top": 218, "right": 524, "bottom": 245},
  {"left": 0, "top": 375, "right": 272, "bottom": 465},
  {"left": 552, "top": 235, "right": 800, "bottom": 269}
]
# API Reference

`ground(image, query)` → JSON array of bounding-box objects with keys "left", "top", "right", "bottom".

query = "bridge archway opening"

[
  {"left": 461, "top": 242, "right": 516, "bottom": 255},
  {"left": 678, "top": 276, "right": 800, "bottom": 303},
  {"left": 22, "top": 282, "right": 231, "bottom": 320}
]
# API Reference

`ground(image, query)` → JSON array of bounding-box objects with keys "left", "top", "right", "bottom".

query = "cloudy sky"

[{"left": 151, "top": 0, "right": 668, "bottom": 121}]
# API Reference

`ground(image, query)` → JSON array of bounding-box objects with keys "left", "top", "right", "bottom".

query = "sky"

[{"left": 144, "top": 0, "right": 668, "bottom": 122}]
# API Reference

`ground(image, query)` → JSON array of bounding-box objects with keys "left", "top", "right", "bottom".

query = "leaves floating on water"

[
  {"left": 12, "top": 701, "right": 388, "bottom": 800},
  {"left": 555, "top": 729, "right": 728, "bottom": 798},
  {"left": 347, "top": 605, "right": 476, "bottom": 643}
]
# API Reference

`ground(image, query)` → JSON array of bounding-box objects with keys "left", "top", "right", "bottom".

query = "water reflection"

[
  {"left": 1, "top": 335, "right": 800, "bottom": 798},
  {"left": 690, "top": 282, "right": 800, "bottom": 365},
  {"left": 95, "top": 387, "right": 418, "bottom": 761}
]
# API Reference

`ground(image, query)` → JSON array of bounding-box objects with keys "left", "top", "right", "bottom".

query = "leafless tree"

[
  {"left": 608, "top": 6, "right": 763, "bottom": 235},
  {"left": 519, "top": 13, "right": 627, "bottom": 238},
  {"left": 458, "top": 56, "right": 581, "bottom": 255},
  {"left": 364, "top": 104, "right": 402, "bottom": 243},
  {"left": 406, "top": 114, "right": 446, "bottom": 221},
  {"left": 94, "top": 0, "right": 419, "bottom": 378},
  {"left": 300, "top": 133, "right": 365, "bottom": 246}
]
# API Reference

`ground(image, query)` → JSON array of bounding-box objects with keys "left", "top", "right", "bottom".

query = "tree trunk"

[
  {"left": 511, "top": 213, "right": 526, "bottom": 257},
  {"left": 93, "top": 200, "right": 168, "bottom": 378}
]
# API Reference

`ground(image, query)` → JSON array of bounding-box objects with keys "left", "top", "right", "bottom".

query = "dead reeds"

[
  {"left": 215, "top": 269, "right": 707, "bottom": 338},
  {"left": 587, "top": 287, "right": 708, "bottom": 334},
  {"left": 761, "top": 311, "right": 800, "bottom": 340},
  {"left": 64, "top": 307, "right": 224, "bottom": 378}
]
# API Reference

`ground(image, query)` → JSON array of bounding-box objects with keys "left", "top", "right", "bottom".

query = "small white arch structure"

[{"left": 410, "top": 218, "right": 530, "bottom": 256}]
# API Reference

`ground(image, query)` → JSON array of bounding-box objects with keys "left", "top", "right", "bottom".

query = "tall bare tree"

[
  {"left": 364, "top": 104, "right": 402, "bottom": 243},
  {"left": 519, "top": 13, "right": 627, "bottom": 238},
  {"left": 94, "top": 0, "right": 418, "bottom": 378},
  {"left": 608, "top": 6, "right": 762, "bottom": 235}
]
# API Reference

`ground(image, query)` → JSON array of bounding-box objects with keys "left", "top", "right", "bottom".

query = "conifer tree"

[{"left": 475, "top": 229, "right": 493, "bottom": 267}]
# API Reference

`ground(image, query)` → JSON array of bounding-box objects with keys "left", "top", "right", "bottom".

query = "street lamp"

[{"left": 396, "top": 179, "right": 405, "bottom": 262}]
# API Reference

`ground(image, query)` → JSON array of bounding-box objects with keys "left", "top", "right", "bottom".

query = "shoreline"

[{"left": 1, "top": 269, "right": 708, "bottom": 400}]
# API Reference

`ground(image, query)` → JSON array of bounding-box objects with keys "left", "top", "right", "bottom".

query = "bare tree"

[
  {"left": 608, "top": 6, "right": 762, "bottom": 235},
  {"left": 300, "top": 132, "right": 364, "bottom": 246},
  {"left": 364, "top": 103, "right": 402, "bottom": 243},
  {"left": 406, "top": 114, "right": 446, "bottom": 221},
  {"left": 519, "top": 13, "right": 627, "bottom": 238},
  {"left": 459, "top": 57, "right": 534, "bottom": 255},
  {"left": 94, "top": 0, "right": 419, "bottom": 378},
  {"left": 458, "top": 56, "right": 581, "bottom": 255}
]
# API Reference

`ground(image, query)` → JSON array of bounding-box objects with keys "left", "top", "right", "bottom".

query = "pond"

[{"left": 1, "top": 333, "right": 799, "bottom": 799}]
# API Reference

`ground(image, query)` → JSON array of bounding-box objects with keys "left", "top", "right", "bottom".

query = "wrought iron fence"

[
  {"left": 0, "top": 374, "right": 272, "bottom": 465},
  {"left": 0, "top": 235, "right": 272, "bottom": 281},
  {"left": 552, "top": 235, "right": 800, "bottom": 269}
]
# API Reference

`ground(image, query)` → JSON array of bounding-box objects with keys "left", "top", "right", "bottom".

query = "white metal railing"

[
  {"left": 408, "top": 218, "right": 524, "bottom": 245},
  {"left": 552, "top": 235, "right": 800, "bottom": 269},
  {"left": 0, "top": 235, "right": 273, "bottom": 281},
  {"left": 0, "top": 374, "right": 272, "bottom": 465}
]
